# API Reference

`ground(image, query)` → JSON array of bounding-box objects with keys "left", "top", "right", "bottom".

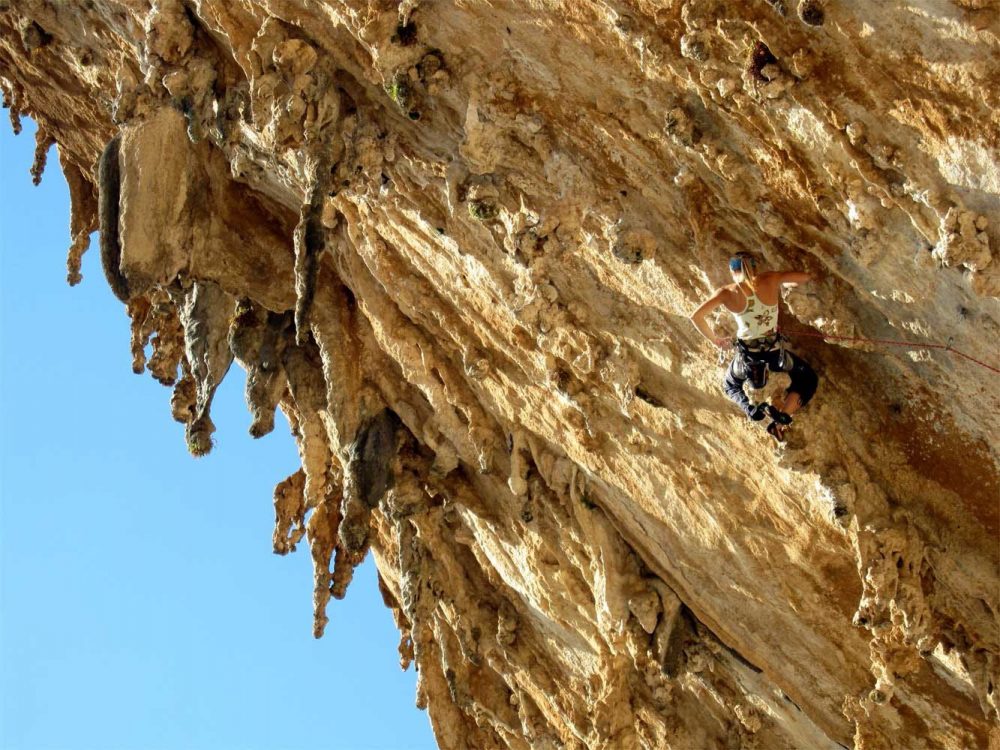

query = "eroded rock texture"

[{"left": 3, "top": 1, "right": 998, "bottom": 748}]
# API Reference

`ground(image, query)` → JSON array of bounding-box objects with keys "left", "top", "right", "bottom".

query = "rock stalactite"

[{"left": 2, "top": 1, "right": 997, "bottom": 748}]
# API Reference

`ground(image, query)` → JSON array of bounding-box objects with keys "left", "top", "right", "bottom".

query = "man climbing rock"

[{"left": 689, "top": 252, "right": 818, "bottom": 441}]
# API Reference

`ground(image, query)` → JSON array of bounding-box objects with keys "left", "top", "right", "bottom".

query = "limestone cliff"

[{"left": 2, "top": 1, "right": 998, "bottom": 748}]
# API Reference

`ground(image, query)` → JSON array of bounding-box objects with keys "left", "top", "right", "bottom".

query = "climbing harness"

[
  {"left": 734, "top": 333, "right": 790, "bottom": 389},
  {"left": 779, "top": 328, "right": 1000, "bottom": 375}
]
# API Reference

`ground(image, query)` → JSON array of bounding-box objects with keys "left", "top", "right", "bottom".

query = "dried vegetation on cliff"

[{"left": 2, "top": 1, "right": 998, "bottom": 748}]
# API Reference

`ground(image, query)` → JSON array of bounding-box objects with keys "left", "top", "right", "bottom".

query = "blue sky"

[{"left": 1, "top": 119, "right": 435, "bottom": 750}]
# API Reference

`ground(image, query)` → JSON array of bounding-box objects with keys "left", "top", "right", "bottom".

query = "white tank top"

[{"left": 732, "top": 288, "right": 778, "bottom": 340}]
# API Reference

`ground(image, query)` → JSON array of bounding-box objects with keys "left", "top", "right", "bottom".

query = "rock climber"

[{"left": 689, "top": 252, "right": 818, "bottom": 441}]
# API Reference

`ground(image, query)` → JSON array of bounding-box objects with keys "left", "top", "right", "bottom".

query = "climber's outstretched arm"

[{"left": 773, "top": 270, "right": 813, "bottom": 286}]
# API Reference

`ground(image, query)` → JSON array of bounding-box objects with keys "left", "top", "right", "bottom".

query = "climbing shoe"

[
  {"left": 748, "top": 403, "right": 768, "bottom": 421},
  {"left": 765, "top": 404, "right": 793, "bottom": 425},
  {"left": 766, "top": 420, "right": 788, "bottom": 443}
]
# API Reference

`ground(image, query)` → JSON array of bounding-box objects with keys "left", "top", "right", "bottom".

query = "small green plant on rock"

[
  {"left": 185, "top": 416, "right": 215, "bottom": 457},
  {"left": 385, "top": 71, "right": 421, "bottom": 121},
  {"left": 386, "top": 73, "right": 410, "bottom": 107},
  {"left": 187, "top": 434, "right": 213, "bottom": 457},
  {"left": 468, "top": 199, "right": 498, "bottom": 221}
]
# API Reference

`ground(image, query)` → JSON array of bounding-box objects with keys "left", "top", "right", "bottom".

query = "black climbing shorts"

[{"left": 723, "top": 346, "right": 818, "bottom": 415}]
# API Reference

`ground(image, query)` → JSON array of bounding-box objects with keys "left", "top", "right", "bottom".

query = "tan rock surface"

[{"left": 3, "top": 1, "right": 998, "bottom": 747}]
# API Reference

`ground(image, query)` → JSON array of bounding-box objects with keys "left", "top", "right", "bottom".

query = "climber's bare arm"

[
  {"left": 772, "top": 270, "right": 813, "bottom": 286},
  {"left": 689, "top": 289, "right": 733, "bottom": 349}
]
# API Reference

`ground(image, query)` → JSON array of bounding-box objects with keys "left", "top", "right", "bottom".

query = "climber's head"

[{"left": 729, "top": 252, "right": 758, "bottom": 284}]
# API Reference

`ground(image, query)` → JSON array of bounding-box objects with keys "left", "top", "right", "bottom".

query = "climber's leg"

[
  {"left": 782, "top": 352, "right": 817, "bottom": 417},
  {"left": 762, "top": 349, "right": 814, "bottom": 441},
  {"left": 782, "top": 391, "right": 801, "bottom": 414},
  {"left": 723, "top": 355, "right": 766, "bottom": 420}
]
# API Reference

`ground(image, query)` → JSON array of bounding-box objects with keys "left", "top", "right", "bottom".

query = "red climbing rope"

[{"left": 779, "top": 327, "right": 1000, "bottom": 375}]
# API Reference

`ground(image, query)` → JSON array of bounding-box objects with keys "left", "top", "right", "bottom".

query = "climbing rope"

[{"left": 779, "top": 327, "right": 1000, "bottom": 375}]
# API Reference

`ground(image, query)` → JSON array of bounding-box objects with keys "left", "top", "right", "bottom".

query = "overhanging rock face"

[{"left": 3, "top": 2, "right": 998, "bottom": 748}]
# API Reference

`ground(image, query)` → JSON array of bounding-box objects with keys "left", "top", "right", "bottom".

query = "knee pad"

[
  {"left": 778, "top": 348, "right": 793, "bottom": 372},
  {"left": 732, "top": 357, "right": 747, "bottom": 381}
]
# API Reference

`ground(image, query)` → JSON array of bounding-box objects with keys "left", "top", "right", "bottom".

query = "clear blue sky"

[{"left": 1, "top": 119, "right": 436, "bottom": 750}]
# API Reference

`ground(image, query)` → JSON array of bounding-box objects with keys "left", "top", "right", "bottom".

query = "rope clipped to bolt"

[{"left": 778, "top": 327, "right": 1000, "bottom": 375}]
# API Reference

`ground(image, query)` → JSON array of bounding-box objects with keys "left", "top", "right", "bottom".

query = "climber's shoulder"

[
  {"left": 710, "top": 284, "right": 739, "bottom": 301},
  {"left": 754, "top": 270, "right": 783, "bottom": 285},
  {"left": 715, "top": 284, "right": 745, "bottom": 312},
  {"left": 692, "top": 285, "right": 740, "bottom": 317}
]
